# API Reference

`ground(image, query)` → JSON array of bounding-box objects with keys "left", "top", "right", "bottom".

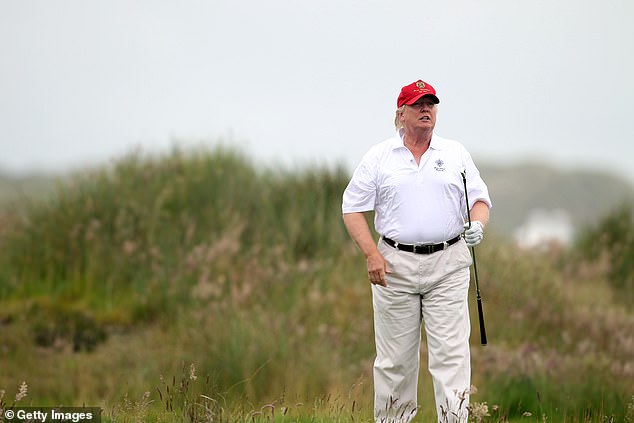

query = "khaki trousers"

[{"left": 372, "top": 238, "right": 472, "bottom": 423}]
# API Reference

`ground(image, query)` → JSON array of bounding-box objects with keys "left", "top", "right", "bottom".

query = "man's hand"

[
  {"left": 367, "top": 252, "right": 389, "bottom": 287},
  {"left": 342, "top": 212, "right": 391, "bottom": 287},
  {"left": 463, "top": 221, "right": 484, "bottom": 247}
]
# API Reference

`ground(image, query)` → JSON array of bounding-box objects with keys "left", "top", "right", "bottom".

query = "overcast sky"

[{"left": 2, "top": 0, "right": 633, "bottom": 184}]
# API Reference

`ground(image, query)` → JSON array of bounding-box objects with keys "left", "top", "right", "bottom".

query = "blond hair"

[{"left": 394, "top": 105, "right": 406, "bottom": 129}]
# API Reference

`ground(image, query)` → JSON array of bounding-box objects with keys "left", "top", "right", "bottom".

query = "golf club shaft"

[
  {"left": 470, "top": 245, "right": 487, "bottom": 345},
  {"left": 461, "top": 171, "right": 488, "bottom": 346}
]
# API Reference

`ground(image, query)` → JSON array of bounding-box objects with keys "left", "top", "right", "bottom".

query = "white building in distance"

[{"left": 513, "top": 208, "right": 574, "bottom": 249}]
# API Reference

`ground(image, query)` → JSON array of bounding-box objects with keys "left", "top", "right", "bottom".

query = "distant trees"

[{"left": 574, "top": 204, "right": 634, "bottom": 308}]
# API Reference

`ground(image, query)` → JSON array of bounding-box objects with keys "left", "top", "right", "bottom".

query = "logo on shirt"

[{"left": 434, "top": 159, "right": 445, "bottom": 171}]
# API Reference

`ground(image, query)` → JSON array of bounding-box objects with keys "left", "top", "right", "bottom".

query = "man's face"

[{"left": 400, "top": 97, "right": 437, "bottom": 131}]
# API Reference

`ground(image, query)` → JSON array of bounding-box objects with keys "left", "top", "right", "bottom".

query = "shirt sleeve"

[
  {"left": 461, "top": 146, "right": 493, "bottom": 210},
  {"left": 342, "top": 152, "right": 378, "bottom": 214}
]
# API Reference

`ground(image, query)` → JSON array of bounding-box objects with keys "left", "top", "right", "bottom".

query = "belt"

[{"left": 382, "top": 235, "right": 461, "bottom": 255}]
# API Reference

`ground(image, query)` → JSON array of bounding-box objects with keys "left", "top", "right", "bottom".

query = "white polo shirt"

[{"left": 342, "top": 131, "right": 492, "bottom": 245}]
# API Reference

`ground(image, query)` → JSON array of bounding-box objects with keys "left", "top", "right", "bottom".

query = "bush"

[{"left": 573, "top": 204, "right": 634, "bottom": 307}]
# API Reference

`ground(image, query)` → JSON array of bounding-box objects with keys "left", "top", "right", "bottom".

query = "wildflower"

[
  {"left": 189, "top": 363, "right": 197, "bottom": 381},
  {"left": 468, "top": 402, "right": 490, "bottom": 423},
  {"left": 15, "top": 381, "right": 28, "bottom": 402}
]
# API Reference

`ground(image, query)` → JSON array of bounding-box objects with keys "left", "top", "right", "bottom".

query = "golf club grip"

[{"left": 477, "top": 298, "right": 487, "bottom": 345}]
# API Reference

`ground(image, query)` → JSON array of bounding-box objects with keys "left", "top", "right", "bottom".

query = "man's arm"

[
  {"left": 343, "top": 212, "right": 389, "bottom": 287},
  {"left": 470, "top": 200, "right": 490, "bottom": 228}
]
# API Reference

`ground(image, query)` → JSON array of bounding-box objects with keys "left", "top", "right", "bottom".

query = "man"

[{"left": 341, "top": 80, "right": 492, "bottom": 423}]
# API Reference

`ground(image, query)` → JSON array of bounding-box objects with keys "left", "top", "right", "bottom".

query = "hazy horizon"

[{"left": 2, "top": 1, "right": 633, "bottom": 183}]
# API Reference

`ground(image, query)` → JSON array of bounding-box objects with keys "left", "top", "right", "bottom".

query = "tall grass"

[{"left": 0, "top": 146, "right": 632, "bottom": 421}]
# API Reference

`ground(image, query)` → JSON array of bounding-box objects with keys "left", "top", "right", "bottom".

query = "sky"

[{"left": 2, "top": 0, "right": 634, "bottom": 184}]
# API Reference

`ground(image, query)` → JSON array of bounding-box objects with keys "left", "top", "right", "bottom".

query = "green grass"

[{"left": 0, "top": 146, "right": 633, "bottom": 422}]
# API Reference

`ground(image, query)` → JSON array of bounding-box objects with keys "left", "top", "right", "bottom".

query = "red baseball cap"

[{"left": 397, "top": 80, "right": 440, "bottom": 108}]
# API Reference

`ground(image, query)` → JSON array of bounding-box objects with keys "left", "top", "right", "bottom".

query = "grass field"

[{"left": 0, "top": 147, "right": 632, "bottom": 422}]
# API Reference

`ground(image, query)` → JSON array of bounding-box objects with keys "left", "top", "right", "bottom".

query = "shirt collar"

[{"left": 394, "top": 129, "right": 445, "bottom": 151}]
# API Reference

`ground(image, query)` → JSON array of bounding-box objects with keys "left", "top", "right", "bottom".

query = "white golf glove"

[{"left": 463, "top": 221, "right": 484, "bottom": 247}]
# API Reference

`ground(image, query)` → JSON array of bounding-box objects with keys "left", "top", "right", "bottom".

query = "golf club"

[{"left": 461, "top": 170, "right": 488, "bottom": 346}]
